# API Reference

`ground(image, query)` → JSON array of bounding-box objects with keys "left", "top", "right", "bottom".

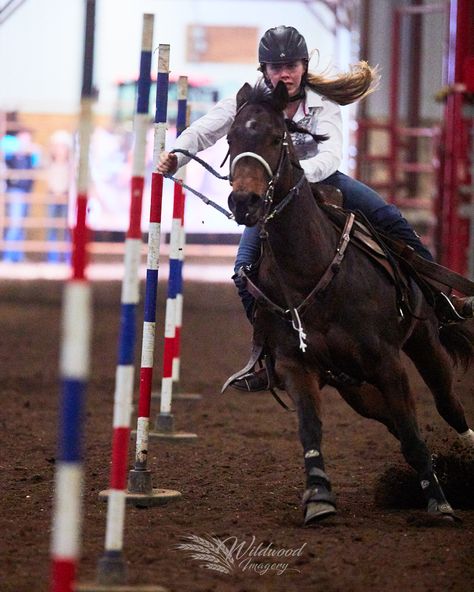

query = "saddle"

[{"left": 314, "top": 184, "right": 474, "bottom": 314}]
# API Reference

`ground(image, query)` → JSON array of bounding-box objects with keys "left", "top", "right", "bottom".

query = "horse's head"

[{"left": 227, "top": 81, "right": 292, "bottom": 226}]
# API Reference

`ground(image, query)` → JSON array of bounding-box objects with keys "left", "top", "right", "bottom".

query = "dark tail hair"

[{"left": 439, "top": 323, "right": 474, "bottom": 372}]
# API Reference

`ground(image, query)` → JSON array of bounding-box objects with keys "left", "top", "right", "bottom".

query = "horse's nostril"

[{"left": 249, "top": 193, "right": 261, "bottom": 206}]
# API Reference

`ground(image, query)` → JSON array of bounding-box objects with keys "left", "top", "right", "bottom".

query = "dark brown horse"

[{"left": 226, "top": 81, "right": 474, "bottom": 525}]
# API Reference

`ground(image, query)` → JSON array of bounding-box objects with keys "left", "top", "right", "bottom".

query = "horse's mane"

[{"left": 244, "top": 82, "right": 275, "bottom": 107}]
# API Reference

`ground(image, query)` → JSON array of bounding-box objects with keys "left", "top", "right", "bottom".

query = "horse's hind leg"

[
  {"left": 404, "top": 323, "right": 474, "bottom": 446},
  {"left": 336, "top": 382, "right": 398, "bottom": 439},
  {"left": 278, "top": 359, "right": 337, "bottom": 525},
  {"left": 376, "top": 355, "right": 456, "bottom": 518}
]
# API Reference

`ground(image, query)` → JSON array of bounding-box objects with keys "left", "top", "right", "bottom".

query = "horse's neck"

[{"left": 263, "top": 181, "right": 339, "bottom": 287}]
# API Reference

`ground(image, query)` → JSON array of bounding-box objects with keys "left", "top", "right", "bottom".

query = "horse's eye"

[{"left": 271, "top": 136, "right": 281, "bottom": 145}]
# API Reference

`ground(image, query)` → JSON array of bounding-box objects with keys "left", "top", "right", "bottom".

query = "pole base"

[
  {"left": 127, "top": 469, "right": 153, "bottom": 495},
  {"left": 98, "top": 487, "right": 182, "bottom": 508},
  {"left": 152, "top": 390, "right": 202, "bottom": 401},
  {"left": 77, "top": 584, "right": 168, "bottom": 591}
]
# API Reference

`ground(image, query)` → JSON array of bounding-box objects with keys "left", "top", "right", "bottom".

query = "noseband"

[{"left": 229, "top": 127, "right": 298, "bottom": 224}]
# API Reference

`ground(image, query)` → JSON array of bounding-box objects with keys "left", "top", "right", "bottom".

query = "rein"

[
  {"left": 230, "top": 109, "right": 355, "bottom": 352},
  {"left": 164, "top": 149, "right": 234, "bottom": 219},
  {"left": 240, "top": 212, "right": 355, "bottom": 351}
]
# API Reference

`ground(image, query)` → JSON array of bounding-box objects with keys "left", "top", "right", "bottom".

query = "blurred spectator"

[
  {"left": 2, "top": 129, "right": 40, "bottom": 262},
  {"left": 45, "top": 130, "right": 73, "bottom": 262}
]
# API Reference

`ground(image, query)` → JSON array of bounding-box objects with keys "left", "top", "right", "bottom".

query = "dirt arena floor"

[{"left": 1, "top": 278, "right": 473, "bottom": 592}]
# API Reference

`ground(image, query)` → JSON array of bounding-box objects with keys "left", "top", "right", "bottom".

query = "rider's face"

[{"left": 265, "top": 60, "right": 306, "bottom": 96}]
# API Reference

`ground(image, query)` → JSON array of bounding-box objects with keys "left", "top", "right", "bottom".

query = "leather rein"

[{"left": 231, "top": 122, "right": 355, "bottom": 353}]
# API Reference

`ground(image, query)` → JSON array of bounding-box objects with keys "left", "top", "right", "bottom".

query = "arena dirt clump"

[{"left": 374, "top": 425, "right": 474, "bottom": 510}]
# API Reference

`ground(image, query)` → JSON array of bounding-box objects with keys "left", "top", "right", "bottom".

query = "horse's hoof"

[{"left": 304, "top": 501, "right": 337, "bottom": 525}]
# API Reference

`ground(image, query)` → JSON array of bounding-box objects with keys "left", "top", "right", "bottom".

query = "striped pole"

[
  {"left": 49, "top": 1, "right": 95, "bottom": 591},
  {"left": 126, "top": 44, "right": 182, "bottom": 502},
  {"left": 153, "top": 77, "right": 197, "bottom": 441},
  {"left": 170, "top": 103, "right": 202, "bottom": 400},
  {"left": 94, "top": 14, "right": 155, "bottom": 586}
]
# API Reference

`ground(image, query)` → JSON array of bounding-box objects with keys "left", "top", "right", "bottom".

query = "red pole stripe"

[
  {"left": 72, "top": 194, "right": 89, "bottom": 280},
  {"left": 51, "top": 559, "right": 76, "bottom": 592},
  {"left": 173, "top": 183, "right": 185, "bottom": 218},
  {"left": 163, "top": 338, "right": 174, "bottom": 377},
  {"left": 110, "top": 427, "right": 131, "bottom": 489},
  {"left": 150, "top": 173, "right": 163, "bottom": 223},
  {"left": 138, "top": 367, "right": 153, "bottom": 417},
  {"left": 127, "top": 176, "right": 145, "bottom": 238}
]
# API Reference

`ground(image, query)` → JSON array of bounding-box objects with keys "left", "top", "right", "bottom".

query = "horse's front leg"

[{"left": 278, "top": 359, "right": 336, "bottom": 525}]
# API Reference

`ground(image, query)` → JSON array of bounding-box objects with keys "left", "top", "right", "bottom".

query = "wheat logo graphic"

[{"left": 176, "top": 534, "right": 236, "bottom": 574}]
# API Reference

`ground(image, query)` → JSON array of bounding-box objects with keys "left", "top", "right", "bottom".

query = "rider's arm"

[
  {"left": 299, "top": 96, "right": 343, "bottom": 183},
  {"left": 172, "top": 96, "right": 236, "bottom": 170}
]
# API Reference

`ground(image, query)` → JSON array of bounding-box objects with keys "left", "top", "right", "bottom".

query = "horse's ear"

[
  {"left": 272, "top": 81, "right": 289, "bottom": 112},
  {"left": 236, "top": 83, "right": 252, "bottom": 109}
]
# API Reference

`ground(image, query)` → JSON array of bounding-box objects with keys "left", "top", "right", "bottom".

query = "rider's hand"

[{"left": 157, "top": 151, "right": 178, "bottom": 175}]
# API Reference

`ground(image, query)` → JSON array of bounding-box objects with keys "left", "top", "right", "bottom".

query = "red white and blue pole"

[
  {"left": 155, "top": 77, "right": 188, "bottom": 430},
  {"left": 128, "top": 44, "right": 183, "bottom": 496},
  {"left": 95, "top": 14, "right": 154, "bottom": 585},
  {"left": 49, "top": 1, "right": 95, "bottom": 591}
]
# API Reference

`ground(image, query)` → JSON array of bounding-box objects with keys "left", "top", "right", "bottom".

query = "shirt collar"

[{"left": 304, "top": 87, "right": 324, "bottom": 109}]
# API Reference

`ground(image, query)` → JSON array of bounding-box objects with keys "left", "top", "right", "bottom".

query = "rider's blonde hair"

[{"left": 306, "top": 61, "right": 380, "bottom": 106}]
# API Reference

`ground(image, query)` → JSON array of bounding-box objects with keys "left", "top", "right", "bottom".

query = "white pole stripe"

[
  {"left": 132, "top": 114, "right": 149, "bottom": 177},
  {"left": 113, "top": 366, "right": 134, "bottom": 428},
  {"left": 60, "top": 282, "right": 91, "bottom": 378},
  {"left": 140, "top": 322, "right": 155, "bottom": 367},
  {"left": 51, "top": 464, "right": 83, "bottom": 557},
  {"left": 158, "top": 44, "right": 170, "bottom": 74},
  {"left": 77, "top": 98, "right": 94, "bottom": 193},
  {"left": 146, "top": 222, "right": 161, "bottom": 269},
  {"left": 164, "top": 298, "right": 176, "bottom": 338},
  {"left": 175, "top": 293, "right": 183, "bottom": 326},
  {"left": 169, "top": 218, "right": 181, "bottom": 258},
  {"left": 104, "top": 489, "right": 126, "bottom": 550},
  {"left": 121, "top": 239, "right": 142, "bottom": 304},
  {"left": 142, "top": 13, "right": 154, "bottom": 50},
  {"left": 178, "top": 225, "right": 185, "bottom": 261},
  {"left": 135, "top": 417, "right": 149, "bottom": 464},
  {"left": 160, "top": 378, "right": 173, "bottom": 414},
  {"left": 152, "top": 122, "right": 168, "bottom": 168}
]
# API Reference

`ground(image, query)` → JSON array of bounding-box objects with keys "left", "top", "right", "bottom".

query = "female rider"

[{"left": 158, "top": 26, "right": 474, "bottom": 390}]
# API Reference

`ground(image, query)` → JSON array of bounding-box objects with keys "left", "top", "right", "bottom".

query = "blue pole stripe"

[
  {"left": 144, "top": 268, "right": 158, "bottom": 322},
  {"left": 177, "top": 99, "right": 187, "bottom": 136},
  {"left": 58, "top": 379, "right": 86, "bottom": 462},
  {"left": 168, "top": 259, "right": 181, "bottom": 298},
  {"left": 155, "top": 72, "right": 169, "bottom": 123},
  {"left": 137, "top": 51, "right": 152, "bottom": 114},
  {"left": 118, "top": 303, "right": 136, "bottom": 365}
]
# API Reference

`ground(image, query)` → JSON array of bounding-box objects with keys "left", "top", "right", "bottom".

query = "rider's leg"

[
  {"left": 232, "top": 225, "right": 260, "bottom": 320},
  {"left": 323, "top": 170, "right": 434, "bottom": 260},
  {"left": 323, "top": 171, "right": 473, "bottom": 319},
  {"left": 231, "top": 225, "right": 274, "bottom": 392}
]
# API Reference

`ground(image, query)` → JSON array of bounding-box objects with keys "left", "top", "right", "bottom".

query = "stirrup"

[{"left": 230, "top": 367, "right": 270, "bottom": 392}]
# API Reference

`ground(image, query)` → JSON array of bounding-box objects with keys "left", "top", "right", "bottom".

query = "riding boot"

[{"left": 230, "top": 350, "right": 282, "bottom": 392}]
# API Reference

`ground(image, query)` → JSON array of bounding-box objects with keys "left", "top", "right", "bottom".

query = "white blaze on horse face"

[{"left": 245, "top": 119, "right": 257, "bottom": 130}]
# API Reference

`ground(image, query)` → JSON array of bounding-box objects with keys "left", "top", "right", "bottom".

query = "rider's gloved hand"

[{"left": 157, "top": 151, "right": 178, "bottom": 175}]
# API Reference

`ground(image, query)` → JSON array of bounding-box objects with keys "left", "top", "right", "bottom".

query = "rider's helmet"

[{"left": 258, "top": 26, "right": 309, "bottom": 65}]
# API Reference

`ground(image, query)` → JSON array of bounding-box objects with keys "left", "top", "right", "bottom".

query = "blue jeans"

[
  {"left": 46, "top": 202, "right": 70, "bottom": 263},
  {"left": 3, "top": 189, "right": 29, "bottom": 262},
  {"left": 233, "top": 170, "right": 433, "bottom": 319}
]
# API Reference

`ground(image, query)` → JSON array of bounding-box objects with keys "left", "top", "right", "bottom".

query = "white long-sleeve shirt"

[{"left": 173, "top": 87, "right": 343, "bottom": 183}]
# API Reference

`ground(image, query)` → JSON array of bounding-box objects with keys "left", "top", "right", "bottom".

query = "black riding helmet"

[{"left": 258, "top": 26, "right": 309, "bottom": 64}]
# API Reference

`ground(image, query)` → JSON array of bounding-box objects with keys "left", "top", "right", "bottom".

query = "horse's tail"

[{"left": 439, "top": 323, "right": 474, "bottom": 372}]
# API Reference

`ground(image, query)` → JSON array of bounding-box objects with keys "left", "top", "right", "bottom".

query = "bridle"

[{"left": 229, "top": 113, "right": 305, "bottom": 226}]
